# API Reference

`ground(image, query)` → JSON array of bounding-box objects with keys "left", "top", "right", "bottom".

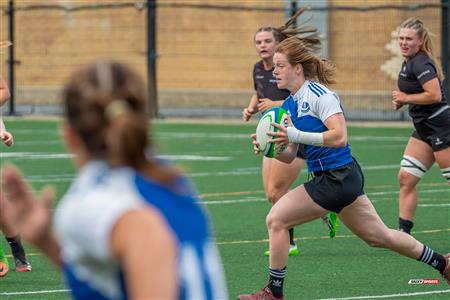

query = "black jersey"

[
  {"left": 253, "top": 60, "right": 290, "bottom": 101},
  {"left": 397, "top": 52, "right": 449, "bottom": 122}
]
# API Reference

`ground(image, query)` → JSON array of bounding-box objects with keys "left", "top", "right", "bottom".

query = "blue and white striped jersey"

[
  {"left": 282, "top": 80, "right": 353, "bottom": 172},
  {"left": 55, "top": 161, "right": 227, "bottom": 300}
]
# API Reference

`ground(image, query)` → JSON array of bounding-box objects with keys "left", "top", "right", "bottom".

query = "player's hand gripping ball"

[{"left": 255, "top": 107, "right": 289, "bottom": 157}]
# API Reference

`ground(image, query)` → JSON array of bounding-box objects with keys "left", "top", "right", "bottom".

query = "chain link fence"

[{"left": 0, "top": 0, "right": 447, "bottom": 120}]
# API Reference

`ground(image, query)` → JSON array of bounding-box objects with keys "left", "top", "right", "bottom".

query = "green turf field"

[{"left": 0, "top": 119, "right": 449, "bottom": 299}]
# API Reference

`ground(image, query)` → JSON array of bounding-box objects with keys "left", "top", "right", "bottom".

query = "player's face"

[
  {"left": 254, "top": 31, "right": 277, "bottom": 60},
  {"left": 398, "top": 28, "right": 423, "bottom": 58},
  {"left": 273, "top": 52, "right": 297, "bottom": 91}
]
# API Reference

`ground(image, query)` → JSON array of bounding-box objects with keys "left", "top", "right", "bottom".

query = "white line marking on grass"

[
  {"left": 314, "top": 289, "right": 450, "bottom": 300},
  {"left": 369, "top": 189, "right": 448, "bottom": 196},
  {"left": 2, "top": 152, "right": 230, "bottom": 161},
  {"left": 202, "top": 188, "right": 449, "bottom": 205},
  {"left": 418, "top": 203, "right": 450, "bottom": 207},
  {"left": 216, "top": 228, "right": 450, "bottom": 246},
  {"left": 349, "top": 136, "right": 408, "bottom": 142},
  {"left": 158, "top": 155, "right": 231, "bottom": 161},
  {"left": 0, "top": 289, "right": 71, "bottom": 296},
  {"left": 203, "top": 197, "right": 267, "bottom": 205},
  {"left": 0, "top": 152, "right": 73, "bottom": 159},
  {"left": 154, "top": 132, "right": 409, "bottom": 142}
]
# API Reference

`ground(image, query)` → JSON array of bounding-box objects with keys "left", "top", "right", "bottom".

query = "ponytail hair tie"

[{"left": 105, "top": 100, "right": 130, "bottom": 120}]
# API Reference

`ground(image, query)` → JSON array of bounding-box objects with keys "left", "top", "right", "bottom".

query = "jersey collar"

[{"left": 292, "top": 80, "right": 310, "bottom": 102}]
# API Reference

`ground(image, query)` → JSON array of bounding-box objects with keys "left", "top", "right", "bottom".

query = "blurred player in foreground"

[{"left": 0, "top": 61, "right": 228, "bottom": 299}]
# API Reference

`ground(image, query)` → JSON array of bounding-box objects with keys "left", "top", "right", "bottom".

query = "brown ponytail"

[
  {"left": 255, "top": 7, "right": 321, "bottom": 53},
  {"left": 63, "top": 61, "right": 179, "bottom": 185},
  {"left": 276, "top": 37, "right": 336, "bottom": 85}
]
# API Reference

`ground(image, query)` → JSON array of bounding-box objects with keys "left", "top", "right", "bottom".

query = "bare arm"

[
  {"left": 321, "top": 113, "right": 348, "bottom": 147},
  {"left": 242, "top": 91, "right": 259, "bottom": 121},
  {"left": 0, "top": 165, "right": 61, "bottom": 266},
  {"left": 257, "top": 98, "right": 284, "bottom": 113},
  {"left": 392, "top": 78, "right": 442, "bottom": 110},
  {"left": 0, "top": 117, "right": 14, "bottom": 146},
  {"left": 0, "top": 76, "right": 11, "bottom": 106},
  {"left": 110, "top": 209, "right": 177, "bottom": 299}
]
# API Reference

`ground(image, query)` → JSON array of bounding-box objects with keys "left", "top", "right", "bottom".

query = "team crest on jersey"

[{"left": 301, "top": 101, "right": 310, "bottom": 113}]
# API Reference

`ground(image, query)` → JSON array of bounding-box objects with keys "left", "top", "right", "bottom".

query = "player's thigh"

[
  {"left": 263, "top": 157, "right": 303, "bottom": 191},
  {"left": 399, "top": 137, "right": 435, "bottom": 184},
  {"left": 267, "top": 184, "right": 327, "bottom": 229},
  {"left": 338, "top": 195, "right": 389, "bottom": 239},
  {"left": 403, "top": 136, "right": 435, "bottom": 167},
  {"left": 434, "top": 147, "right": 450, "bottom": 168}
]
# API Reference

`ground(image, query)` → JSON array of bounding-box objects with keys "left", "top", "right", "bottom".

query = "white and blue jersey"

[
  {"left": 282, "top": 80, "right": 353, "bottom": 172},
  {"left": 55, "top": 161, "right": 228, "bottom": 300}
]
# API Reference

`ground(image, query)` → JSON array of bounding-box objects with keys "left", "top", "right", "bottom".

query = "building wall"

[{"left": 0, "top": 0, "right": 443, "bottom": 116}]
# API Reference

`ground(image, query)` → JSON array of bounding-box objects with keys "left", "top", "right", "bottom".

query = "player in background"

[
  {"left": 391, "top": 18, "right": 450, "bottom": 234},
  {"left": 0, "top": 61, "right": 228, "bottom": 299},
  {"left": 238, "top": 35, "right": 450, "bottom": 300},
  {"left": 242, "top": 8, "right": 338, "bottom": 257},
  {"left": 0, "top": 70, "right": 32, "bottom": 276}
]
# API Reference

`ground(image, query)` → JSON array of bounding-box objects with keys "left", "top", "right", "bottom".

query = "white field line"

[
  {"left": 0, "top": 289, "right": 70, "bottom": 296},
  {"left": 314, "top": 289, "right": 450, "bottom": 300},
  {"left": 202, "top": 188, "right": 449, "bottom": 205},
  {"left": 153, "top": 132, "right": 409, "bottom": 142},
  {"left": 418, "top": 203, "right": 450, "bottom": 207},
  {"left": 1, "top": 288, "right": 449, "bottom": 299},
  {"left": 16, "top": 162, "right": 418, "bottom": 183},
  {"left": 9, "top": 129, "right": 409, "bottom": 142},
  {"left": 0, "top": 152, "right": 230, "bottom": 161}
]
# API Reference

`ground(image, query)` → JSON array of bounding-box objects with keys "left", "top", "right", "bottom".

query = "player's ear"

[{"left": 295, "top": 63, "right": 303, "bottom": 75}]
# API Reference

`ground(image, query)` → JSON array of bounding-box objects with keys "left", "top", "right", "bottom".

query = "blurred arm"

[
  {"left": 0, "top": 75, "right": 11, "bottom": 106},
  {"left": 110, "top": 208, "right": 177, "bottom": 299}
]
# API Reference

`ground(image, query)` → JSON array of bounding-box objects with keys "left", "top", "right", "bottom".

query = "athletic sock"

[
  {"left": 268, "top": 267, "right": 286, "bottom": 299},
  {"left": 399, "top": 217, "right": 414, "bottom": 234},
  {"left": 288, "top": 228, "right": 295, "bottom": 245},
  {"left": 417, "top": 245, "right": 446, "bottom": 273},
  {"left": 5, "top": 236, "right": 27, "bottom": 262}
]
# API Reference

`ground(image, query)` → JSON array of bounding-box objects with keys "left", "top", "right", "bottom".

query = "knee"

[
  {"left": 397, "top": 169, "right": 412, "bottom": 188},
  {"left": 265, "top": 185, "right": 286, "bottom": 204},
  {"left": 398, "top": 156, "right": 427, "bottom": 188},
  {"left": 266, "top": 210, "right": 286, "bottom": 232}
]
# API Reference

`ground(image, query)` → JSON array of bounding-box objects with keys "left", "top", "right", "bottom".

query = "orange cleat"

[{"left": 0, "top": 261, "right": 9, "bottom": 277}]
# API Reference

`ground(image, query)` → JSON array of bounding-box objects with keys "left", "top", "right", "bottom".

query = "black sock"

[
  {"left": 6, "top": 236, "right": 27, "bottom": 261},
  {"left": 417, "top": 245, "right": 446, "bottom": 273},
  {"left": 268, "top": 267, "right": 286, "bottom": 299},
  {"left": 288, "top": 228, "right": 295, "bottom": 245},
  {"left": 399, "top": 217, "right": 414, "bottom": 234}
]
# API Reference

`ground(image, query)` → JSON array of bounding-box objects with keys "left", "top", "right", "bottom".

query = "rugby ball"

[{"left": 256, "top": 107, "right": 289, "bottom": 158}]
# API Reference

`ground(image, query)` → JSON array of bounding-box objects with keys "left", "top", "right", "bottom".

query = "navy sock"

[
  {"left": 6, "top": 236, "right": 26, "bottom": 261},
  {"left": 399, "top": 217, "right": 414, "bottom": 234},
  {"left": 268, "top": 267, "right": 286, "bottom": 299},
  {"left": 417, "top": 245, "right": 446, "bottom": 273},
  {"left": 288, "top": 228, "right": 295, "bottom": 245}
]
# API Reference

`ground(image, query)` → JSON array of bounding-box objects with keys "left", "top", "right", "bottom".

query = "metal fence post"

[
  {"left": 147, "top": 0, "right": 158, "bottom": 118},
  {"left": 442, "top": 0, "right": 449, "bottom": 101},
  {"left": 7, "top": 0, "right": 15, "bottom": 115}
]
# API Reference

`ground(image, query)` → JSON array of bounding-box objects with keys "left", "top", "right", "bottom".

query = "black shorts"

[
  {"left": 412, "top": 109, "right": 450, "bottom": 151},
  {"left": 296, "top": 144, "right": 307, "bottom": 159},
  {"left": 303, "top": 159, "right": 365, "bottom": 213}
]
